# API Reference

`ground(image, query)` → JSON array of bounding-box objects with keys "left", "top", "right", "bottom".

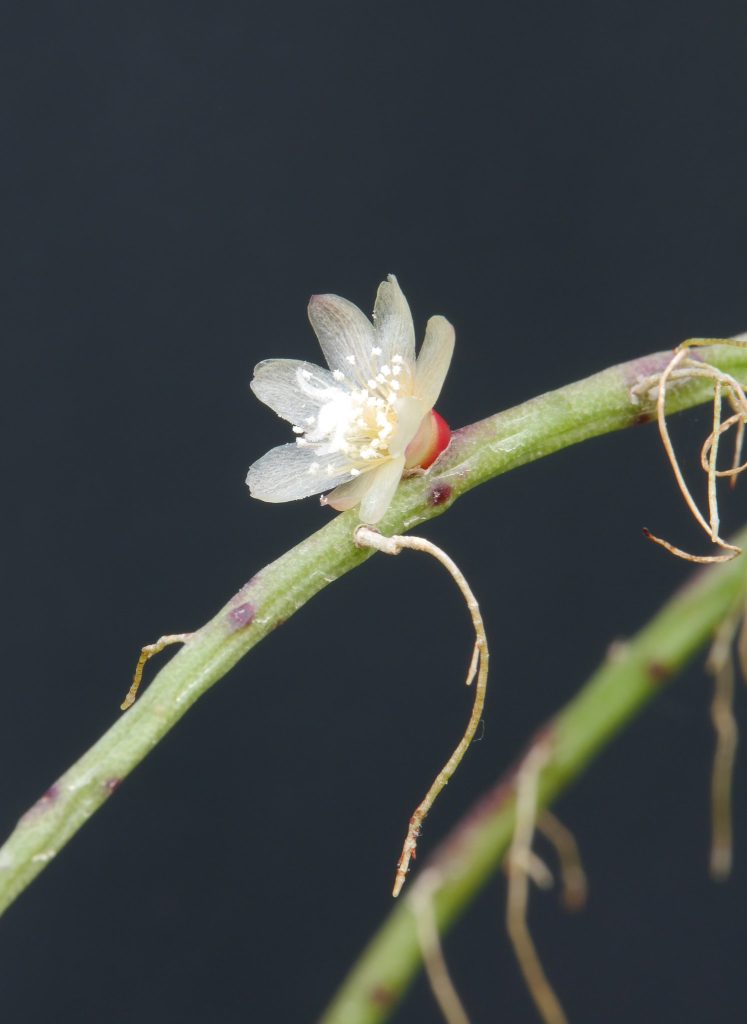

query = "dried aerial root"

[
  {"left": 633, "top": 339, "right": 747, "bottom": 873},
  {"left": 409, "top": 868, "right": 472, "bottom": 1024},
  {"left": 354, "top": 526, "right": 489, "bottom": 898},
  {"left": 537, "top": 810, "right": 588, "bottom": 913},
  {"left": 120, "top": 633, "right": 193, "bottom": 710},
  {"left": 705, "top": 602, "right": 746, "bottom": 880},
  {"left": 506, "top": 739, "right": 571, "bottom": 1024},
  {"left": 633, "top": 338, "right": 747, "bottom": 563}
]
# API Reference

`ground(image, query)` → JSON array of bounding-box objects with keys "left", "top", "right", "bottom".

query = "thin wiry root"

[
  {"left": 120, "top": 633, "right": 193, "bottom": 710},
  {"left": 634, "top": 338, "right": 747, "bottom": 563},
  {"left": 409, "top": 869, "right": 471, "bottom": 1024},
  {"left": 354, "top": 526, "right": 489, "bottom": 898},
  {"left": 729, "top": 416, "right": 745, "bottom": 490},
  {"left": 506, "top": 740, "right": 568, "bottom": 1024},
  {"left": 738, "top": 603, "right": 747, "bottom": 681},
  {"left": 537, "top": 810, "right": 588, "bottom": 912},
  {"left": 706, "top": 608, "right": 742, "bottom": 880}
]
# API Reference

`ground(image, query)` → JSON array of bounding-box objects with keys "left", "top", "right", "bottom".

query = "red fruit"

[{"left": 404, "top": 409, "right": 451, "bottom": 470}]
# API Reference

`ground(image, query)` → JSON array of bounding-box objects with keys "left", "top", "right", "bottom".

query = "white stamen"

[
  {"left": 332, "top": 369, "right": 345, "bottom": 382},
  {"left": 346, "top": 354, "right": 356, "bottom": 365},
  {"left": 372, "top": 345, "right": 382, "bottom": 356}
]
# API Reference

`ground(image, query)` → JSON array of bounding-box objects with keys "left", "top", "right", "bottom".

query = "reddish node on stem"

[
  {"left": 647, "top": 661, "right": 671, "bottom": 684},
  {"left": 228, "top": 601, "right": 256, "bottom": 631},
  {"left": 369, "top": 985, "right": 396, "bottom": 1009},
  {"left": 21, "top": 785, "right": 60, "bottom": 823},
  {"left": 427, "top": 481, "right": 453, "bottom": 507}
]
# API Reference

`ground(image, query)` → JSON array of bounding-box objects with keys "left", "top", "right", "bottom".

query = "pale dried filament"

[
  {"left": 643, "top": 344, "right": 747, "bottom": 563},
  {"left": 537, "top": 810, "right": 588, "bottom": 912},
  {"left": 354, "top": 526, "right": 489, "bottom": 898},
  {"left": 706, "top": 609, "right": 742, "bottom": 880},
  {"left": 729, "top": 415, "right": 745, "bottom": 490},
  {"left": 506, "top": 740, "right": 568, "bottom": 1024},
  {"left": 409, "top": 869, "right": 471, "bottom": 1024},
  {"left": 121, "top": 633, "right": 193, "bottom": 711},
  {"left": 708, "top": 378, "right": 722, "bottom": 541},
  {"left": 738, "top": 596, "right": 747, "bottom": 681},
  {"left": 701, "top": 412, "right": 747, "bottom": 480}
]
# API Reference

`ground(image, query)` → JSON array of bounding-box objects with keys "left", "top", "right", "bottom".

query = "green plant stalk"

[
  {"left": 0, "top": 343, "right": 745, "bottom": 917},
  {"left": 319, "top": 524, "right": 747, "bottom": 1024}
]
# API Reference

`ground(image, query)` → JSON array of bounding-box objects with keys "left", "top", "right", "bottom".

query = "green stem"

[
  {"left": 0, "top": 343, "right": 745, "bottom": 916},
  {"left": 319, "top": 524, "right": 747, "bottom": 1024}
]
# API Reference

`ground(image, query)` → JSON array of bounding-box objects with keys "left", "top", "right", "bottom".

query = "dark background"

[{"left": 2, "top": 3, "right": 747, "bottom": 1021}]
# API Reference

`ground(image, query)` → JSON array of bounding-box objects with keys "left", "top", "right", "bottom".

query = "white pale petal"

[
  {"left": 389, "top": 395, "right": 428, "bottom": 456},
  {"left": 322, "top": 470, "right": 376, "bottom": 511},
  {"left": 372, "top": 274, "right": 416, "bottom": 368},
  {"left": 359, "top": 455, "right": 406, "bottom": 524},
  {"left": 307, "top": 293, "right": 377, "bottom": 383},
  {"left": 414, "top": 315, "right": 455, "bottom": 410},
  {"left": 247, "top": 443, "right": 353, "bottom": 502},
  {"left": 251, "top": 359, "right": 341, "bottom": 424}
]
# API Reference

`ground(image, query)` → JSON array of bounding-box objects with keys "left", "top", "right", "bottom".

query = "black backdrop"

[{"left": 3, "top": 3, "right": 747, "bottom": 1022}]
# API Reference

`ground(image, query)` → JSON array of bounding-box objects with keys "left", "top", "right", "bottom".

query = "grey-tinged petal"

[
  {"left": 251, "top": 359, "right": 342, "bottom": 425},
  {"left": 414, "top": 315, "right": 455, "bottom": 410},
  {"left": 247, "top": 443, "right": 353, "bottom": 503},
  {"left": 307, "top": 293, "right": 377, "bottom": 384},
  {"left": 359, "top": 455, "right": 406, "bottom": 524},
  {"left": 372, "top": 274, "right": 416, "bottom": 367},
  {"left": 322, "top": 470, "right": 376, "bottom": 511}
]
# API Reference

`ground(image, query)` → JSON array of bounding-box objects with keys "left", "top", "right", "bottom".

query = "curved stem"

[{"left": 1, "top": 342, "right": 746, "bottom": 916}]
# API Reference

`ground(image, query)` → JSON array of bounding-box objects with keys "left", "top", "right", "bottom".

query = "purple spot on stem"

[
  {"left": 647, "top": 661, "right": 671, "bottom": 684},
  {"left": 369, "top": 985, "right": 396, "bottom": 1008},
  {"left": 427, "top": 482, "right": 453, "bottom": 507},
  {"left": 21, "top": 784, "right": 59, "bottom": 823},
  {"left": 228, "top": 601, "right": 256, "bottom": 631},
  {"left": 104, "top": 777, "right": 122, "bottom": 794}
]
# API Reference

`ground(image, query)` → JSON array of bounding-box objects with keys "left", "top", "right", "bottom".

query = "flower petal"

[
  {"left": 247, "top": 443, "right": 353, "bottom": 502},
  {"left": 359, "top": 455, "right": 406, "bottom": 524},
  {"left": 389, "top": 395, "right": 428, "bottom": 456},
  {"left": 307, "top": 293, "right": 377, "bottom": 384},
  {"left": 251, "top": 359, "right": 341, "bottom": 425},
  {"left": 373, "top": 274, "right": 416, "bottom": 368},
  {"left": 322, "top": 470, "right": 376, "bottom": 511},
  {"left": 414, "top": 315, "right": 455, "bottom": 410}
]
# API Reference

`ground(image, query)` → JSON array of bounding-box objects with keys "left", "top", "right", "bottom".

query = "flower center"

[{"left": 293, "top": 353, "right": 412, "bottom": 472}]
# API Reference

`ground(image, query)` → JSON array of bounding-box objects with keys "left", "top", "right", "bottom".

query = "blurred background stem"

[{"left": 319, "top": 524, "right": 747, "bottom": 1023}]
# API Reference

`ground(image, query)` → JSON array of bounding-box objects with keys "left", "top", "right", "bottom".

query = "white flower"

[{"left": 246, "top": 275, "right": 455, "bottom": 524}]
